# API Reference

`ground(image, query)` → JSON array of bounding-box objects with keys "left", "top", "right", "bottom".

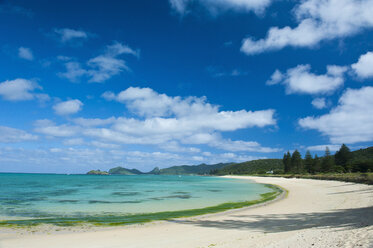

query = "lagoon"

[{"left": 0, "top": 173, "right": 274, "bottom": 226}]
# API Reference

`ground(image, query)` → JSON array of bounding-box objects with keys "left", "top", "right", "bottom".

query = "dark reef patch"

[
  {"left": 207, "top": 189, "right": 222, "bottom": 192},
  {"left": 45, "top": 189, "right": 79, "bottom": 196},
  {"left": 58, "top": 200, "right": 80, "bottom": 203},
  {"left": 111, "top": 192, "right": 140, "bottom": 196},
  {"left": 150, "top": 194, "right": 192, "bottom": 201}
]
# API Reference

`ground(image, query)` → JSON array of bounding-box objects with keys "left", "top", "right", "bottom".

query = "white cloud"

[
  {"left": 96, "top": 87, "right": 279, "bottom": 152},
  {"left": 181, "top": 132, "right": 279, "bottom": 153},
  {"left": 0, "top": 126, "right": 38, "bottom": 143},
  {"left": 106, "top": 42, "right": 139, "bottom": 57},
  {"left": 87, "top": 55, "right": 128, "bottom": 83},
  {"left": 106, "top": 95, "right": 275, "bottom": 138},
  {"left": 311, "top": 98, "right": 327, "bottom": 109},
  {"left": 217, "top": 153, "right": 264, "bottom": 162},
  {"left": 268, "top": 64, "right": 347, "bottom": 95},
  {"left": 159, "top": 141, "right": 201, "bottom": 153},
  {"left": 86, "top": 41, "right": 138, "bottom": 83},
  {"left": 202, "top": 151, "right": 212, "bottom": 156},
  {"left": 35, "top": 93, "right": 51, "bottom": 103},
  {"left": 59, "top": 41, "right": 137, "bottom": 83},
  {"left": 170, "top": 0, "right": 273, "bottom": 15},
  {"left": 124, "top": 150, "right": 181, "bottom": 161},
  {"left": 210, "top": 139, "right": 281, "bottom": 153},
  {"left": 182, "top": 132, "right": 220, "bottom": 144},
  {"left": 73, "top": 117, "right": 116, "bottom": 127},
  {"left": 241, "top": 0, "right": 373, "bottom": 55},
  {"left": 299, "top": 86, "right": 373, "bottom": 143},
  {"left": 0, "top": 78, "right": 43, "bottom": 101},
  {"left": 101, "top": 91, "right": 116, "bottom": 101},
  {"left": 192, "top": 155, "right": 204, "bottom": 161},
  {"left": 83, "top": 127, "right": 170, "bottom": 145},
  {"left": 266, "top": 69, "right": 283, "bottom": 85},
  {"left": 103, "top": 87, "right": 182, "bottom": 117},
  {"left": 63, "top": 138, "right": 85, "bottom": 146},
  {"left": 169, "top": 0, "right": 189, "bottom": 14},
  {"left": 351, "top": 51, "right": 373, "bottom": 79},
  {"left": 58, "top": 62, "right": 87, "bottom": 82},
  {"left": 34, "top": 120, "right": 79, "bottom": 137},
  {"left": 90, "top": 141, "right": 120, "bottom": 149},
  {"left": 18, "top": 47, "right": 34, "bottom": 60},
  {"left": 31, "top": 88, "right": 278, "bottom": 164},
  {"left": 53, "top": 99, "right": 83, "bottom": 115},
  {"left": 54, "top": 28, "right": 88, "bottom": 43},
  {"left": 307, "top": 144, "right": 341, "bottom": 152},
  {"left": 103, "top": 87, "right": 276, "bottom": 128}
]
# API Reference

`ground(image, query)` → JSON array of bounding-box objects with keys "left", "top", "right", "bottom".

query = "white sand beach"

[{"left": 0, "top": 176, "right": 372, "bottom": 248}]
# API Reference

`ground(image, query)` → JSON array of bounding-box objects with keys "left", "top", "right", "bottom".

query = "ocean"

[{"left": 0, "top": 173, "right": 276, "bottom": 226}]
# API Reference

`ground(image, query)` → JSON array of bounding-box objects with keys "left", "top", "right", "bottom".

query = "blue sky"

[{"left": 1, "top": 0, "right": 373, "bottom": 173}]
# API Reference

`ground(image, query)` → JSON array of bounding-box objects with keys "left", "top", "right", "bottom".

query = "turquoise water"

[{"left": 0, "top": 173, "right": 273, "bottom": 224}]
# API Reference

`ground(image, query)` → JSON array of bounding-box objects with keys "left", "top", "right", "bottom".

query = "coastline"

[
  {"left": 0, "top": 177, "right": 283, "bottom": 227},
  {"left": 1, "top": 176, "right": 372, "bottom": 247}
]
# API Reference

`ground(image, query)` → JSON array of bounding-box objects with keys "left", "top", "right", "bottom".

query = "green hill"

[
  {"left": 98, "top": 163, "right": 233, "bottom": 176},
  {"left": 149, "top": 163, "right": 233, "bottom": 175},
  {"left": 348, "top": 146, "right": 373, "bottom": 172},
  {"left": 148, "top": 167, "right": 161, "bottom": 175},
  {"left": 108, "top": 167, "right": 143, "bottom": 175},
  {"left": 86, "top": 170, "right": 109, "bottom": 175},
  {"left": 211, "top": 159, "right": 283, "bottom": 175},
  {"left": 350, "top": 146, "right": 373, "bottom": 161}
]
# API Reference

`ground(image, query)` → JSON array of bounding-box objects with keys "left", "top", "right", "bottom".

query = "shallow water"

[{"left": 0, "top": 173, "right": 272, "bottom": 222}]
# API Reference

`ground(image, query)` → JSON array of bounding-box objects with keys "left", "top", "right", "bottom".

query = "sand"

[{"left": 0, "top": 176, "right": 372, "bottom": 248}]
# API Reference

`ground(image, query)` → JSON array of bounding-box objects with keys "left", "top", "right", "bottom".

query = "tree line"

[{"left": 283, "top": 144, "right": 373, "bottom": 174}]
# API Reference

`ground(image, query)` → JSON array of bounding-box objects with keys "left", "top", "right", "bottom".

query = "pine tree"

[
  {"left": 322, "top": 147, "right": 335, "bottom": 172},
  {"left": 335, "top": 144, "right": 352, "bottom": 170},
  {"left": 282, "top": 153, "right": 287, "bottom": 173},
  {"left": 304, "top": 150, "right": 313, "bottom": 173},
  {"left": 312, "top": 154, "right": 322, "bottom": 173},
  {"left": 291, "top": 150, "right": 302, "bottom": 174},
  {"left": 283, "top": 151, "right": 291, "bottom": 174}
]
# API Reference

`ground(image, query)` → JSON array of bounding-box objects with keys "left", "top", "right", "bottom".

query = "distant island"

[
  {"left": 87, "top": 145, "right": 373, "bottom": 184},
  {"left": 86, "top": 170, "right": 109, "bottom": 175},
  {"left": 108, "top": 167, "right": 143, "bottom": 175},
  {"left": 87, "top": 163, "right": 232, "bottom": 176}
]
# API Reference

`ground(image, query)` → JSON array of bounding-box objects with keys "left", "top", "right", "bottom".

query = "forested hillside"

[
  {"left": 211, "top": 159, "right": 283, "bottom": 175},
  {"left": 280, "top": 145, "right": 373, "bottom": 174},
  {"left": 211, "top": 146, "right": 373, "bottom": 176},
  {"left": 152, "top": 163, "right": 233, "bottom": 175}
]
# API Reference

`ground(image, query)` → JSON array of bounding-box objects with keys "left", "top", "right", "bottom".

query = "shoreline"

[
  {"left": 0, "top": 178, "right": 283, "bottom": 228},
  {"left": 1, "top": 176, "right": 372, "bottom": 247}
]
